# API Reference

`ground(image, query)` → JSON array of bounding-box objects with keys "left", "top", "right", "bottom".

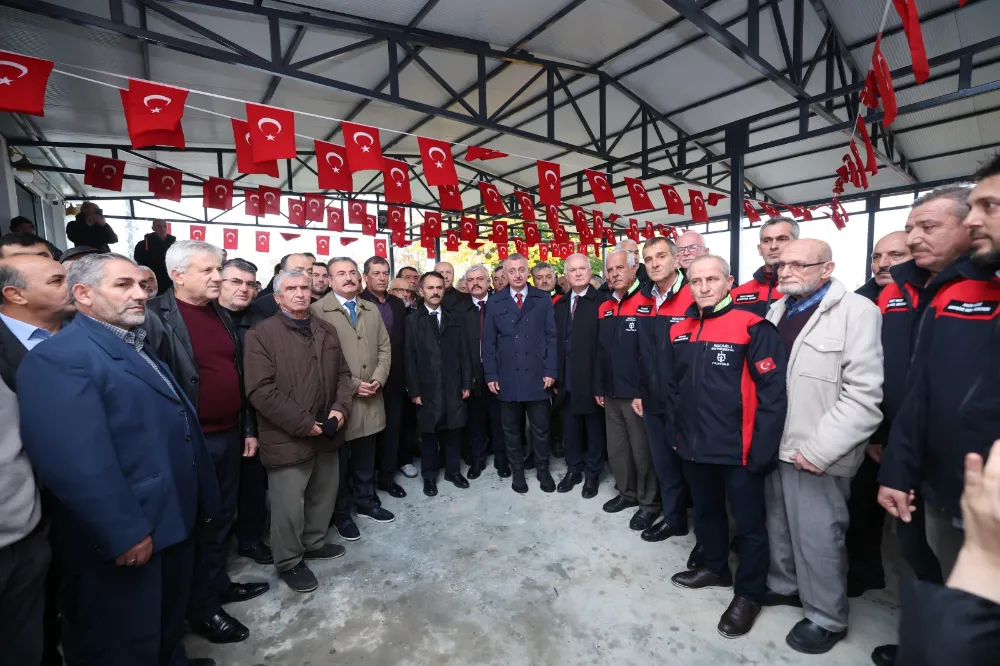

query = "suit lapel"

[
  {"left": 81, "top": 318, "right": 181, "bottom": 403},
  {"left": 516, "top": 290, "right": 537, "bottom": 321}
]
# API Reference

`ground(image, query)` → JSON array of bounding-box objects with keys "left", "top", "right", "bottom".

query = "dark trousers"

[
  {"left": 400, "top": 401, "right": 417, "bottom": 466},
  {"left": 187, "top": 426, "right": 240, "bottom": 622},
  {"left": 846, "top": 455, "right": 886, "bottom": 587},
  {"left": 420, "top": 428, "right": 462, "bottom": 480},
  {"left": 61, "top": 538, "right": 195, "bottom": 666},
  {"left": 562, "top": 395, "right": 606, "bottom": 479},
  {"left": 0, "top": 528, "right": 50, "bottom": 666},
  {"left": 898, "top": 495, "right": 944, "bottom": 584},
  {"left": 684, "top": 461, "right": 768, "bottom": 601},
  {"left": 334, "top": 434, "right": 379, "bottom": 522},
  {"left": 500, "top": 399, "right": 550, "bottom": 471},
  {"left": 467, "top": 390, "right": 507, "bottom": 466},
  {"left": 643, "top": 410, "right": 688, "bottom": 529},
  {"left": 376, "top": 389, "right": 404, "bottom": 485},
  {"left": 234, "top": 454, "right": 268, "bottom": 551}
]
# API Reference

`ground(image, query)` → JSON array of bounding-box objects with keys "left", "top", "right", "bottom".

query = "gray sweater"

[{"left": 0, "top": 378, "right": 40, "bottom": 548}]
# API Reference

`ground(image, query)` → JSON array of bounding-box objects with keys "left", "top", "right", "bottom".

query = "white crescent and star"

[
  {"left": 427, "top": 146, "right": 447, "bottom": 168},
  {"left": 143, "top": 94, "right": 172, "bottom": 113},
  {"left": 225, "top": 232, "right": 235, "bottom": 242},
  {"left": 292, "top": 203, "right": 303, "bottom": 214},
  {"left": 544, "top": 169, "right": 558, "bottom": 190},
  {"left": 257, "top": 117, "right": 282, "bottom": 141},
  {"left": 391, "top": 210, "right": 401, "bottom": 222},
  {"left": 102, "top": 164, "right": 117, "bottom": 180},
  {"left": 353, "top": 131, "right": 375, "bottom": 153},
  {"left": 351, "top": 203, "right": 363, "bottom": 215},
  {"left": 593, "top": 174, "right": 608, "bottom": 190},
  {"left": 0, "top": 60, "right": 29, "bottom": 86},
  {"left": 264, "top": 191, "right": 276, "bottom": 203},
  {"left": 318, "top": 239, "right": 328, "bottom": 249},
  {"left": 325, "top": 150, "right": 344, "bottom": 173},
  {"left": 214, "top": 184, "right": 228, "bottom": 198},
  {"left": 257, "top": 233, "right": 268, "bottom": 246},
  {"left": 249, "top": 193, "right": 260, "bottom": 205},
  {"left": 330, "top": 210, "right": 342, "bottom": 221},
  {"left": 308, "top": 199, "right": 320, "bottom": 210},
  {"left": 631, "top": 183, "right": 645, "bottom": 196},
  {"left": 192, "top": 229, "right": 204, "bottom": 240},
  {"left": 389, "top": 167, "right": 406, "bottom": 186},
  {"left": 160, "top": 175, "right": 176, "bottom": 190}
]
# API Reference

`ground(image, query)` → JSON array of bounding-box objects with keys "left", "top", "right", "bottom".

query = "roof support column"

[
  {"left": 0, "top": 134, "right": 20, "bottom": 233},
  {"left": 725, "top": 121, "right": 749, "bottom": 282},
  {"left": 864, "top": 194, "right": 880, "bottom": 281}
]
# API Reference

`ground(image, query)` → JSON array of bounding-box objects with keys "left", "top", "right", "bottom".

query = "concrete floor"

[{"left": 187, "top": 460, "right": 900, "bottom": 666}]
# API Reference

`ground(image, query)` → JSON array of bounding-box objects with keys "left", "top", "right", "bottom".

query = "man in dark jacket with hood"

[{"left": 133, "top": 219, "right": 175, "bottom": 295}]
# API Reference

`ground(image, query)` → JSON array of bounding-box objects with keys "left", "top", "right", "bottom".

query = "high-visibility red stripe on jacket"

[{"left": 730, "top": 265, "right": 781, "bottom": 318}]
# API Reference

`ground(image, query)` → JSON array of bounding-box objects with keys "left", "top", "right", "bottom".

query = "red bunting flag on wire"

[
  {"left": 464, "top": 146, "right": 508, "bottom": 161},
  {"left": 190, "top": 225, "right": 206, "bottom": 241},
  {"left": 223, "top": 228, "right": 239, "bottom": 250},
  {"left": 417, "top": 136, "right": 459, "bottom": 187},
  {"left": 624, "top": 177, "right": 655, "bottom": 212},
  {"left": 341, "top": 121, "right": 385, "bottom": 172},
  {"left": 382, "top": 158, "right": 412, "bottom": 204},
  {"left": 148, "top": 168, "right": 182, "bottom": 202},
  {"left": 537, "top": 161, "right": 561, "bottom": 206},
  {"left": 121, "top": 90, "right": 185, "bottom": 149},
  {"left": 743, "top": 200, "right": 761, "bottom": 223},
  {"left": 515, "top": 191, "right": 536, "bottom": 221},
  {"left": 203, "top": 177, "right": 233, "bottom": 211},
  {"left": 83, "top": 154, "right": 126, "bottom": 192},
  {"left": 125, "top": 79, "right": 187, "bottom": 134},
  {"left": 892, "top": 0, "right": 930, "bottom": 84},
  {"left": 287, "top": 199, "right": 306, "bottom": 226},
  {"left": 659, "top": 184, "right": 685, "bottom": 215},
  {"left": 255, "top": 230, "right": 270, "bottom": 252},
  {"left": 315, "top": 140, "right": 352, "bottom": 191},
  {"left": 326, "top": 206, "right": 344, "bottom": 232},
  {"left": 245, "top": 190, "right": 263, "bottom": 217},
  {"left": 316, "top": 235, "right": 330, "bottom": 256},
  {"left": 871, "top": 37, "right": 898, "bottom": 126},
  {"left": 479, "top": 181, "right": 507, "bottom": 215},
  {"left": 347, "top": 199, "right": 367, "bottom": 226},
  {"left": 855, "top": 117, "right": 878, "bottom": 175},
  {"left": 438, "top": 184, "right": 463, "bottom": 211},
  {"left": 305, "top": 193, "right": 326, "bottom": 222},
  {"left": 585, "top": 169, "right": 616, "bottom": 204},
  {"left": 246, "top": 103, "right": 296, "bottom": 162},
  {"left": 688, "top": 189, "right": 709, "bottom": 223},
  {"left": 0, "top": 50, "right": 54, "bottom": 116},
  {"left": 259, "top": 185, "right": 281, "bottom": 215},
  {"left": 232, "top": 118, "right": 277, "bottom": 176}
]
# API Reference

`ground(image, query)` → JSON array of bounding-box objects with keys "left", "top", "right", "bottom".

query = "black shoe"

[
  {"left": 718, "top": 595, "right": 762, "bottom": 638},
  {"left": 280, "top": 563, "right": 319, "bottom": 593},
  {"left": 557, "top": 472, "right": 583, "bottom": 493},
  {"left": 377, "top": 481, "right": 406, "bottom": 498},
  {"left": 496, "top": 460, "right": 512, "bottom": 478},
  {"left": 304, "top": 543, "right": 346, "bottom": 560},
  {"left": 468, "top": 460, "right": 486, "bottom": 479},
  {"left": 357, "top": 505, "right": 395, "bottom": 523},
  {"left": 785, "top": 618, "right": 847, "bottom": 654},
  {"left": 237, "top": 542, "right": 274, "bottom": 565},
  {"left": 686, "top": 542, "right": 705, "bottom": 570},
  {"left": 847, "top": 577, "right": 886, "bottom": 598},
  {"left": 423, "top": 478, "right": 438, "bottom": 496},
  {"left": 537, "top": 469, "right": 556, "bottom": 493},
  {"left": 871, "top": 644, "right": 897, "bottom": 666},
  {"left": 219, "top": 581, "right": 269, "bottom": 604},
  {"left": 602, "top": 494, "right": 639, "bottom": 514},
  {"left": 188, "top": 660, "right": 216, "bottom": 666},
  {"left": 672, "top": 567, "right": 733, "bottom": 589},
  {"left": 629, "top": 509, "right": 658, "bottom": 531},
  {"left": 446, "top": 473, "right": 470, "bottom": 489},
  {"left": 761, "top": 589, "right": 803, "bottom": 607},
  {"left": 581, "top": 477, "right": 599, "bottom": 499},
  {"left": 335, "top": 519, "right": 361, "bottom": 541},
  {"left": 189, "top": 610, "right": 249, "bottom": 644},
  {"left": 512, "top": 470, "right": 528, "bottom": 494},
  {"left": 641, "top": 519, "right": 688, "bottom": 542}
]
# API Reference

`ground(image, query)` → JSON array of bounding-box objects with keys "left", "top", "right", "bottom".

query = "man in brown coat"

[{"left": 244, "top": 269, "right": 354, "bottom": 593}]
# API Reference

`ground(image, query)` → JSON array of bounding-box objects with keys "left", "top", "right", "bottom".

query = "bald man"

[
  {"left": 434, "top": 261, "right": 465, "bottom": 309},
  {"left": 855, "top": 231, "right": 911, "bottom": 302},
  {"left": 674, "top": 231, "right": 709, "bottom": 274},
  {"left": 762, "top": 239, "right": 883, "bottom": 655}
]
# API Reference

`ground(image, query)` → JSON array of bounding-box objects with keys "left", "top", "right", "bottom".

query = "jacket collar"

[
  {"left": 687, "top": 293, "right": 734, "bottom": 320},
  {"left": 612, "top": 279, "right": 643, "bottom": 302},
  {"left": 752, "top": 265, "right": 777, "bottom": 286},
  {"left": 769, "top": 278, "right": 846, "bottom": 321},
  {"left": 320, "top": 291, "right": 372, "bottom": 313},
  {"left": 889, "top": 255, "right": 970, "bottom": 293}
]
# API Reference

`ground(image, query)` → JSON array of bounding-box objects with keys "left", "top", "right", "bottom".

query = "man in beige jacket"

[
  {"left": 310, "top": 257, "right": 393, "bottom": 540},
  {"left": 761, "top": 240, "right": 884, "bottom": 655}
]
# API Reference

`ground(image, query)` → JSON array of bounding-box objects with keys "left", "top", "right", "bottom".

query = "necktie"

[
  {"left": 515, "top": 292, "right": 524, "bottom": 309},
  {"left": 478, "top": 300, "right": 486, "bottom": 336},
  {"left": 571, "top": 295, "right": 578, "bottom": 320},
  {"left": 345, "top": 300, "right": 357, "bottom": 326},
  {"left": 33, "top": 328, "right": 53, "bottom": 342}
]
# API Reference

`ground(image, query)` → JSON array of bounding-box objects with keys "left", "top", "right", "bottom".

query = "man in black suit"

[
  {"left": 553, "top": 253, "right": 605, "bottom": 498},
  {"left": 434, "top": 261, "right": 465, "bottom": 310}
]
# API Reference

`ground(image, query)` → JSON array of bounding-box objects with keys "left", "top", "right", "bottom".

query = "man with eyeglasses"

[
  {"left": 388, "top": 278, "right": 416, "bottom": 310},
  {"left": 731, "top": 217, "right": 799, "bottom": 317},
  {"left": 674, "top": 231, "right": 709, "bottom": 274}
]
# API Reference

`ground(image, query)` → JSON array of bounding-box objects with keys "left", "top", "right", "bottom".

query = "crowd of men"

[{"left": 0, "top": 156, "right": 998, "bottom": 666}]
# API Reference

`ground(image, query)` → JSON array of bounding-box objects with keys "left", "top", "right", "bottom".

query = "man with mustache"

[
  {"left": 856, "top": 231, "right": 911, "bottom": 303},
  {"left": 732, "top": 217, "right": 798, "bottom": 317}
]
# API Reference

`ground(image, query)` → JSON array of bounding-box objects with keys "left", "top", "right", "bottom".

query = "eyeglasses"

[
  {"left": 774, "top": 260, "right": 826, "bottom": 273},
  {"left": 676, "top": 244, "right": 705, "bottom": 255}
]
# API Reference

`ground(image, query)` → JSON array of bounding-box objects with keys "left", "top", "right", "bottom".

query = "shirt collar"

[
  {"left": 785, "top": 281, "right": 831, "bottom": 317},
  {"left": 0, "top": 312, "right": 54, "bottom": 350},
  {"left": 425, "top": 305, "right": 441, "bottom": 315},
  {"left": 509, "top": 285, "right": 528, "bottom": 300},
  {"left": 86, "top": 314, "right": 147, "bottom": 351},
  {"left": 650, "top": 274, "right": 682, "bottom": 299},
  {"left": 335, "top": 292, "right": 357, "bottom": 308}
]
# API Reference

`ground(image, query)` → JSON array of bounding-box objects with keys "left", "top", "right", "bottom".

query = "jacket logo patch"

[
  {"left": 636, "top": 305, "right": 652, "bottom": 314},
  {"left": 710, "top": 342, "right": 734, "bottom": 367},
  {"left": 883, "top": 297, "right": 908, "bottom": 311},
  {"left": 943, "top": 300, "right": 999, "bottom": 317},
  {"left": 735, "top": 293, "right": 758, "bottom": 303},
  {"left": 669, "top": 315, "right": 685, "bottom": 323},
  {"left": 755, "top": 357, "right": 776, "bottom": 374},
  {"left": 673, "top": 333, "right": 691, "bottom": 342},
  {"left": 602, "top": 308, "right": 616, "bottom": 318},
  {"left": 626, "top": 320, "right": 636, "bottom": 331}
]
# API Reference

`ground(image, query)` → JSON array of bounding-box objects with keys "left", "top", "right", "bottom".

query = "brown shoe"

[
  {"left": 671, "top": 567, "right": 734, "bottom": 590},
  {"left": 718, "top": 595, "right": 762, "bottom": 638}
]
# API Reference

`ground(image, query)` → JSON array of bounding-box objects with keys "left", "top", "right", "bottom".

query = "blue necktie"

[
  {"left": 345, "top": 300, "right": 357, "bottom": 325},
  {"left": 32, "top": 328, "right": 53, "bottom": 342}
]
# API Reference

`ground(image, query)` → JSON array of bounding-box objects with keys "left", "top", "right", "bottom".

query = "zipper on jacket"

[{"left": 958, "top": 312, "right": 1000, "bottom": 413}]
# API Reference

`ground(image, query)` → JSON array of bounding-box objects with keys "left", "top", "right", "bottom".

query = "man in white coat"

[{"left": 761, "top": 239, "right": 884, "bottom": 655}]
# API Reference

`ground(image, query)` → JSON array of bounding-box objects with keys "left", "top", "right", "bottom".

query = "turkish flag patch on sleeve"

[{"left": 755, "top": 357, "right": 777, "bottom": 374}]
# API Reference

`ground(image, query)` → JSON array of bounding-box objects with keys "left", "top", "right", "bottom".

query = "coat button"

[
  {"left": 178, "top": 409, "right": 185, "bottom": 417},
  {"left": 185, "top": 435, "right": 191, "bottom": 442},
  {"left": 358, "top": 336, "right": 362, "bottom": 340},
  {"left": 190, "top": 377, "right": 197, "bottom": 384},
  {"left": 362, "top": 364, "right": 367, "bottom": 369}
]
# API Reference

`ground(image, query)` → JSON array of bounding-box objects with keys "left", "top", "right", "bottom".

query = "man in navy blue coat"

[
  {"left": 482, "top": 253, "right": 558, "bottom": 494},
  {"left": 16, "top": 253, "right": 220, "bottom": 666}
]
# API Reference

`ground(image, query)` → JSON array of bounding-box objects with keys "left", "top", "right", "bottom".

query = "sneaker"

[
  {"left": 304, "top": 543, "right": 346, "bottom": 560},
  {"left": 335, "top": 519, "right": 361, "bottom": 541},
  {"left": 280, "top": 563, "right": 318, "bottom": 593},
  {"left": 400, "top": 463, "right": 419, "bottom": 478},
  {"left": 358, "top": 505, "right": 396, "bottom": 523}
]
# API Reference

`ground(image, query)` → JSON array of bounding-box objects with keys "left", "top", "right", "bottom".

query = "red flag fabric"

[
  {"left": 245, "top": 191, "right": 262, "bottom": 217},
  {"left": 460, "top": 217, "right": 478, "bottom": 242},
  {"left": 417, "top": 136, "right": 458, "bottom": 187},
  {"left": 570, "top": 205, "right": 590, "bottom": 238},
  {"left": 422, "top": 212, "right": 442, "bottom": 239},
  {"left": 479, "top": 182, "right": 507, "bottom": 215},
  {"left": 288, "top": 199, "right": 306, "bottom": 227},
  {"left": 592, "top": 210, "right": 605, "bottom": 241},
  {"left": 537, "top": 161, "right": 561, "bottom": 206},
  {"left": 585, "top": 169, "right": 616, "bottom": 204},
  {"left": 496, "top": 244, "right": 508, "bottom": 261},
  {"left": 539, "top": 243, "right": 549, "bottom": 261},
  {"left": 315, "top": 140, "right": 352, "bottom": 191},
  {"left": 761, "top": 202, "right": 782, "bottom": 218},
  {"left": 465, "top": 146, "right": 508, "bottom": 161},
  {"left": 552, "top": 225, "right": 569, "bottom": 244},
  {"left": 513, "top": 237, "right": 527, "bottom": 256},
  {"left": 892, "top": 0, "right": 930, "bottom": 84},
  {"left": 259, "top": 185, "right": 281, "bottom": 216},
  {"left": 860, "top": 70, "right": 880, "bottom": 110},
  {"left": 421, "top": 235, "right": 436, "bottom": 250},
  {"left": 624, "top": 177, "right": 654, "bottom": 212},
  {"left": 362, "top": 215, "right": 377, "bottom": 237},
  {"left": 426, "top": 246, "right": 437, "bottom": 260},
  {"left": 515, "top": 191, "right": 536, "bottom": 222},
  {"left": 688, "top": 189, "right": 709, "bottom": 223},
  {"left": 190, "top": 225, "right": 206, "bottom": 241},
  {"left": 743, "top": 200, "right": 761, "bottom": 223},
  {"left": 327, "top": 206, "right": 344, "bottom": 232},
  {"left": 245, "top": 103, "right": 296, "bottom": 162},
  {"left": 148, "top": 168, "right": 182, "bottom": 202},
  {"left": 438, "top": 184, "right": 464, "bottom": 211},
  {"left": 843, "top": 154, "right": 861, "bottom": 188},
  {"left": 627, "top": 219, "right": 639, "bottom": 242},
  {"left": 850, "top": 141, "right": 870, "bottom": 189},
  {"left": 445, "top": 229, "right": 460, "bottom": 252},
  {"left": 125, "top": 79, "right": 187, "bottom": 134},
  {"left": 304, "top": 193, "right": 325, "bottom": 222},
  {"left": 120, "top": 90, "right": 185, "bottom": 149},
  {"left": 0, "top": 50, "right": 54, "bottom": 116},
  {"left": 341, "top": 237, "right": 359, "bottom": 246},
  {"left": 524, "top": 223, "right": 540, "bottom": 247},
  {"left": 830, "top": 198, "right": 847, "bottom": 230},
  {"left": 545, "top": 203, "right": 560, "bottom": 230},
  {"left": 386, "top": 206, "right": 406, "bottom": 232},
  {"left": 392, "top": 229, "right": 408, "bottom": 248},
  {"left": 83, "top": 154, "right": 126, "bottom": 192},
  {"left": 833, "top": 177, "right": 846, "bottom": 195},
  {"left": 491, "top": 220, "right": 508, "bottom": 246},
  {"left": 872, "top": 38, "right": 898, "bottom": 126},
  {"left": 203, "top": 177, "right": 233, "bottom": 211},
  {"left": 347, "top": 200, "right": 367, "bottom": 227},
  {"left": 256, "top": 230, "right": 271, "bottom": 252},
  {"left": 577, "top": 243, "right": 590, "bottom": 257},
  {"left": 605, "top": 227, "right": 619, "bottom": 245},
  {"left": 281, "top": 233, "right": 302, "bottom": 243},
  {"left": 223, "top": 228, "right": 239, "bottom": 250},
  {"left": 316, "top": 235, "right": 330, "bottom": 256},
  {"left": 232, "top": 118, "right": 278, "bottom": 177},
  {"left": 374, "top": 238, "right": 388, "bottom": 258},
  {"left": 382, "top": 158, "right": 412, "bottom": 204},
  {"left": 659, "top": 184, "right": 685, "bottom": 215},
  {"left": 341, "top": 121, "right": 384, "bottom": 172},
  {"left": 855, "top": 117, "right": 878, "bottom": 175},
  {"left": 642, "top": 221, "right": 655, "bottom": 240},
  {"left": 707, "top": 193, "right": 727, "bottom": 207}
]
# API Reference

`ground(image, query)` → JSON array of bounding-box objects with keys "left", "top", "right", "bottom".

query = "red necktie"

[
  {"left": 515, "top": 293, "right": 524, "bottom": 309},
  {"left": 571, "top": 294, "right": 577, "bottom": 320}
]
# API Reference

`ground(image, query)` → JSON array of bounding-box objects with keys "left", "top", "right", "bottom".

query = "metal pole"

[
  {"left": 864, "top": 194, "right": 879, "bottom": 281},
  {"left": 725, "top": 121, "right": 749, "bottom": 282}
]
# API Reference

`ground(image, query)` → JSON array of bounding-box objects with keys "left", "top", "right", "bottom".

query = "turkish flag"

[
  {"left": 707, "top": 193, "right": 727, "bottom": 207},
  {"left": 423, "top": 212, "right": 442, "bottom": 239},
  {"left": 833, "top": 177, "right": 845, "bottom": 195},
  {"left": 255, "top": 230, "right": 271, "bottom": 252},
  {"left": 326, "top": 206, "right": 344, "bottom": 232},
  {"left": 374, "top": 238, "right": 388, "bottom": 258},
  {"left": 545, "top": 203, "right": 560, "bottom": 230},
  {"left": 341, "top": 237, "right": 359, "bottom": 246},
  {"left": 743, "top": 200, "right": 761, "bottom": 223},
  {"left": 872, "top": 38, "right": 898, "bottom": 126},
  {"left": 223, "top": 228, "right": 239, "bottom": 250},
  {"left": 659, "top": 184, "right": 685, "bottom": 215},
  {"left": 584, "top": 169, "right": 616, "bottom": 204},
  {"left": 362, "top": 215, "right": 377, "bottom": 237},
  {"left": 246, "top": 103, "right": 296, "bottom": 162},
  {"left": 577, "top": 243, "right": 590, "bottom": 257},
  {"left": 515, "top": 191, "right": 536, "bottom": 221},
  {"left": 382, "top": 158, "right": 412, "bottom": 204},
  {"left": 386, "top": 206, "right": 406, "bottom": 232},
  {"left": 539, "top": 243, "right": 549, "bottom": 261},
  {"left": 592, "top": 210, "right": 605, "bottom": 240},
  {"left": 537, "top": 161, "right": 561, "bottom": 206},
  {"left": 315, "top": 140, "right": 352, "bottom": 191},
  {"left": 855, "top": 116, "right": 878, "bottom": 175},
  {"left": 341, "top": 121, "right": 384, "bottom": 172},
  {"left": 860, "top": 70, "right": 879, "bottom": 110},
  {"left": 125, "top": 79, "right": 187, "bottom": 133},
  {"left": 830, "top": 198, "right": 847, "bottom": 230},
  {"left": 624, "top": 177, "right": 654, "bottom": 212},
  {"left": 288, "top": 199, "right": 306, "bottom": 227},
  {"left": 259, "top": 185, "right": 282, "bottom": 215},
  {"left": 347, "top": 200, "right": 367, "bottom": 227},
  {"left": 245, "top": 191, "right": 263, "bottom": 217},
  {"left": 190, "top": 225, "right": 207, "bottom": 241},
  {"left": 445, "top": 229, "right": 460, "bottom": 252},
  {"left": 149, "top": 168, "right": 182, "bottom": 202},
  {"left": 316, "top": 235, "right": 330, "bottom": 256},
  {"left": 83, "top": 154, "right": 126, "bottom": 192},
  {"left": 570, "top": 205, "right": 589, "bottom": 235},
  {"left": 0, "top": 50, "right": 54, "bottom": 116},
  {"left": 642, "top": 221, "right": 655, "bottom": 240},
  {"left": 439, "top": 184, "right": 464, "bottom": 211},
  {"left": 479, "top": 182, "right": 507, "bottom": 215},
  {"left": 392, "top": 229, "right": 408, "bottom": 247},
  {"left": 120, "top": 90, "right": 185, "bottom": 149},
  {"left": 892, "top": 0, "right": 929, "bottom": 84},
  {"left": 605, "top": 228, "right": 618, "bottom": 245},
  {"left": 203, "top": 177, "right": 234, "bottom": 211},
  {"left": 491, "top": 220, "right": 508, "bottom": 245},
  {"left": 755, "top": 357, "right": 777, "bottom": 375},
  {"left": 232, "top": 118, "right": 279, "bottom": 177},
  {"left": 513, "top": 237, "right": 527, "bottom": 256},
  {"left": 688, "top": 189, "right": 709, "bottom": 223},
  {"left": 421, "top": 235, "right": 436, "bottom": 250},
  {"left": 281, "top": 233, "right": 302, "bottom": 242},
  {"left": 843, "top": 154, "right": 861, "bottom": 188},
  {"left": 850, "top": 141, "right": 870, "bottom": 189},
  {"left": 552, "top": 224, "right": 568, "bottom": 243},
  {"left": 304, "top": 193, "right": 326, "bottom": 222},
  {"left": 465, "top": 146, "right": 508, "bottom": 161},
  {"left": 426, "top": 246, "right": 437, "bottom": 260},
  {"left": 417, "top": 136, "right": 458, "bottom": 187},
  {"left": 627, "top": 219, "right": 639, "bottom": 242},
  {"left": 496, "top": 244, "right": 508, "bottom": 260},
  {"left": 524, "top": 222, "right": 540, "bottom": 247},
  {"left": 460, "top": 217, "right": 478, "bottom": 242},
  {"left": 761, "top": 202, "right": 781, "bottom": 218}
]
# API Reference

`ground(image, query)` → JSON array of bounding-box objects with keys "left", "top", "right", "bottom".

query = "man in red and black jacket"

[
  {"left": 731, "top": 217, "right": 798, "bottom": 317},
  {"left": 665, "top": 254, "right": 787, "bottom": 640}
]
